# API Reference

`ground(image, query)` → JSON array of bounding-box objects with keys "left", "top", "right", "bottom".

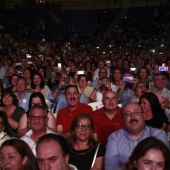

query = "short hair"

[
  {"left": 153, "top": 72, "right": 165, "bottom": 79},
  {"left": 17, "top": 76, "right": 27, "bottom": 84},
  {"left": 29, "top": 105, "right": 47, "bottom": 117},
  {"left": 1, "top": 139, "right": 39, "bottom": 170},
  {"left": 77, "top": 75, "right": 88, "bottom": 82},
  {"left": 65, "top": 85, "right": 79, "bottom": 95},
  {"left": 68, "top": 113, "right": 96, "bottom": 147},
  {"left": 36, "top": 134, "right": 69, "bottom": 156},
  {"left": 126, "top": 137, "right": 170, "bottom": 170},
  {"left": 99, "top": 67, "right": 107, "bottom": 74},
  {"left": 136, "top": 67, "right": 149, "bottom": 79},
  {"left": 1, "top": 89, "right": 18, "bottom": 107}
]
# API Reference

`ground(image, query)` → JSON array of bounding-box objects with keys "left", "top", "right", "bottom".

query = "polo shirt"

[
  {"left": 92, "top": 107, "right": 124, "bottom": 145},
  {"left": 56, "top": 103, "right": 92, "bottom": 133}
]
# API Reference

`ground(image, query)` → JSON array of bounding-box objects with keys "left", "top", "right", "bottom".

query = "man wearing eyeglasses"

[
  {"left": 105, "top": 102, "right": 169, "bottom": 170},
  {"left": 21, "top": 105, "right": 55, "bottom": 155}
]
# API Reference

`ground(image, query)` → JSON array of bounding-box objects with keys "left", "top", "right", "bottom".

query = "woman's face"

[
  {"left": 134, "top": 84, "right": 147, "bottom": 98},
  {"left": 139, "top": 69, "right": 147, "bottom": 79},
  {"left": 0, "top": 146, "right": 27, "bottom": 170},
  {"left": 31, "top": 97, "right": 43, "bottom": 106},
  {"left": 135, "top": 149, "right": 165, "bottom": 170},
  {"left": 24, "top": 70, "right": 31, "bottom": 79},
  {"left": 2, "top": 94, "right": 13, "bottom": 106},
  {"left": 74, "top": 118, "right": 92, "bottom": 142},
  {"left": 113, "top": 69, "right": 122, "bottom": 81},
  {"left": 11, "top": 76, "right": 18, "bottom": 86},
  {"left": 140, "top": 98, "right": 152, "bottom": 113},
  {"left": 33, "top": 75, "right": 42, "bottom": 86}
]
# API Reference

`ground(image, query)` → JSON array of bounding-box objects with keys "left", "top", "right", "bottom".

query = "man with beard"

[
  {"left": 92, "top": 90, "right": 124, "bottom": 146},
  {"left": 105, "top": 102, "right": 169, "bottom": 170},
  {"left": 117, "top": 72, "right": 136, "bottom": 107},
  {"left": 56, "top": 85, "right": 92, "bottom": 138}
]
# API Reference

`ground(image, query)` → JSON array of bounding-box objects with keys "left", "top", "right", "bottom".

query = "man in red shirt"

[
  {"left": 92, "top": 90, "right": 124, "bottom": 145},
  {"left": 56, "top": 85, "right": 92, "bottom": 138}
]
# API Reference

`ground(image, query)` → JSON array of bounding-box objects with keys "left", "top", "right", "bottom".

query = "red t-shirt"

[
  {"left": 56, "top": 103, "right": 92, "bottom": 133},
  {"left": 92, "top": 107, "right": 124, "bottom": 145}
]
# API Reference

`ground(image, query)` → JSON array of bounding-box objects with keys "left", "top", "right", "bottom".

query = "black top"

[
  {"left": 69, "top": 142, "right": 105, "bottom": 170},
  {"left": 145, "top": 113, "right": 169, "bottom": 129}
]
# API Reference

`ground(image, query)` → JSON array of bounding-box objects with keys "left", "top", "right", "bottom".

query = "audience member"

[
  {"left": 105, "top": 102, "right": 169, "bottom": 170},
  {"left": 36, "top": 133, "right": 78, "bottom": 170}
]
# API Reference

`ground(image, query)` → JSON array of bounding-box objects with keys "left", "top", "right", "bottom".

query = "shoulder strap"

[{"left": 91, "top": 143, "right": 100, "bottom": 168}]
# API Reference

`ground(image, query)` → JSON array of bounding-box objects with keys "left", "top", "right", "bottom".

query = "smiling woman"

[{"left": 68, "top": 113, "right": 105, "bottom": 170}]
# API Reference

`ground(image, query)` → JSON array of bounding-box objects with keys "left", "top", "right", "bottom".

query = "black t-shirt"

[{"left": 69, "top": 142, "right": 105, "bottom": 170}]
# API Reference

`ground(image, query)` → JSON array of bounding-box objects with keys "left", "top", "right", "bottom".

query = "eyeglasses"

[
  {"left": 137, "top": 85, "right": 146, "bottom": 89},
  {"left": 76, "top": 123, "right": 91, "bottom": 130},
  {"left": 31, "top": 103, "right": 43, "bottom": 106},
  {"left": 29, "top": 116, "right": 46, "bottom": 121},
  {"left": 124, "top": 111, "right": 142, "bottom": 117}
]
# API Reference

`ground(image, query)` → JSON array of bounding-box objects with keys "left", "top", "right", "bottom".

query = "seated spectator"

[
  {"left": 0, "top": 111, "right": 11, "bottom": 146},
  {"left": 105, "top": 102, "right": 169, "bottom": 170},
  {"left": 0, "top": 89, "right": 27, "bottom": 137},
  {"left": 21, "top": 105, "right": 55, "bottom": 155},
  {"left": 0, "top": 139, "right": 39, "bottom": 170},
  {"left": 92, "top": 90, "right": 124, "bottom": 145},
  {"left": 77, "top": 75, "right": 94, "bottom": 103},
  {"left": 56, "top": 85, "right": 92, "bottom": 138},
  {"left": 36, "top": 134, "right": 78, "bottom": 170},
  {"left": 140, "top": 92, "right": 169, "bottom": 131},
  {"left": 23, "top": 68, "right": 32, "bottom": 88},
  {"left": 126, "top": 137, "right": 170, "bottom": 170},
  {"left": 18, "top": 92, "right": 56, "bottom": 137},
  {"left": 15, "top": 77, "right": 32, "bottom": 112},
  {"left": 6, "top": 74, "right": 19, "bottom": 93},
  {"left": 28, "top": 72, "right": 51, "bottom": 100},
  {"left": 68, "top": 113, "right": 105, "bottom": 170},
  {"left": 84, "top": 61, "right": 94, "bottom": 82},
  {"left": 130, "top": 82, "right": 147, "bottom": 102},
  {"left": 136, "top": 67, "right": 150, "bottom": 86}
]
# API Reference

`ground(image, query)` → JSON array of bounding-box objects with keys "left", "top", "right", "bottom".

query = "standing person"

[
  {"left": 36, "top": 133, "right": 78, "bottom": 170},
  {"left": 68, "top": 114, "right": 105, "bottom": 170},
  {"left": 0, "top": 139, "right": 39, "bottom": 170},
  {"left": 0, "top": 89, "right": 26, "bottom": 137},
  {"left": 92, "top": 90, "right": 124, "bottom": 145},
  {"left": 126, "top": 137, "right": 170, "bottom": 170},
  {"left": 105, "top": 102, "right": 169, "bottom": 170},
  {"left": 56, "top": 85, "right": 92, "bottom": 138},
  {"left": 21, "top": 105, "right": 55, "bottom": 155}
]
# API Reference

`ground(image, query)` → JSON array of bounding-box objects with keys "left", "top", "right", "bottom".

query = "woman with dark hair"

[
  {"left": 0, "top": 89, "right": 27, "bottom": 137},
  {"left": 18, "top": 92, "right": 56, "bottom": 136},
  {"left": 6, "top": 74, "right": 19, "bottom": 92},
  {"left": 28, "top": 72, "right": 51, "bottom": 100},
  {"left": 0, "top": 139, "right": 39, "bottom": 170},
  {"left": 84, "top": 61, "right": 94, "bottom": 82},
  {"left": 126, "top": 137, "right": 170, "bottom": 170},
  {"left": 23, "top": 68, "right": 32, "bottom": 88},
  {"left": 139, "top": 92, "right": 169, "bottom": 130},
  {"left": 68, "top": 113, "right": 105, "bottom": 170}
]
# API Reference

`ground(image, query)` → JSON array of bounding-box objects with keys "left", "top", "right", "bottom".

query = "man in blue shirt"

[{"left": 105, "top": 102, "right": 169, "bottom": 170}]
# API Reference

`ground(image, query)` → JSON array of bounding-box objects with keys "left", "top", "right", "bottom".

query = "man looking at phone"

[{"left": 56, "top": 85, "right": 92, "bottom": 138}]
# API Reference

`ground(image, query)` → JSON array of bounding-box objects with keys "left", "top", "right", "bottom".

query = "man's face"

[
  {"left": 102, "top": 91, "right": 118, "bottom": 111},
  {"left": 28, "top": 108, "right": 48, "bottom": 133},
  {"left": 153, "top": 75, "right": 165, "bottom": 89},
  {"left": 123, "top": 103, "right": 145, "bottom": 135},
  {"left": 99, "top": 68, "right": 107, "bottom": 80},
  {"left": 16, "top": 79, "right": 27, "bottom": 93},
  {"left": 117, "top": 59, "right": 123, "bottom": 67},
  {"left": 36, "top": 140, "right": 69, "bottom": 170},
  {"left": 65, "top": 87, "right": 80, "bottom": 107}
]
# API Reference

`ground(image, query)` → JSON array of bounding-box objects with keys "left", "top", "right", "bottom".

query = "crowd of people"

[{"left": 0, "top": 6, "right": 170, "bottom": 170}]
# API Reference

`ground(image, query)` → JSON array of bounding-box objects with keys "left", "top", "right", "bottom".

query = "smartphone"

[
  {"left": 159, "top": 66, "right": 168, "bottom": 72},
  {"left": 77, "top": 71, "right": 85, "bottom": 75},
  {"left": 149, "top": 82, "right": 154, "bottom": 92},
  {"left": 98, "top": 80, "right": 107, "bottom": 86},
  {"left": 16, "top": 63, "right": 21, "bottom": 66},
  {"left": 27, "top": 61, "right": 32, "bottom": 64},
  {"left": 130, "top": 68, "right": 136, "bottom": 71},
  {"left": 58, "top": 63, "right": 62, "bottom": 68},
  {"left": 27, "top": 55, "right": 32, "bottom": 58},
  {"left": 64, "top": 76, "right": 70, "bottom": 86},
  {"left": 123, "top": 77, "right": 133, "bottom": 82}
]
